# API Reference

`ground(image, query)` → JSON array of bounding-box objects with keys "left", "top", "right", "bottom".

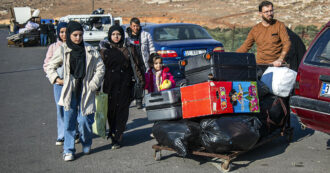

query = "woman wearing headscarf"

[
  {"left": 43, "top": 22, "right": 68, "bottom": 146},
  {"left": 46, "top": 21, "right": 105, "bottom": 161},
  {"left": 101, "top": 25, "right": 145, "bottom": 149}
]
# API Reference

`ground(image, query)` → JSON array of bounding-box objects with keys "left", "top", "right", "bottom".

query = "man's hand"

[
  {"left": 272, "top": 59, "right": 283, "bottom": 67},
  {"left": 55, "top": 78, "right": 64, "bottom": 85}
]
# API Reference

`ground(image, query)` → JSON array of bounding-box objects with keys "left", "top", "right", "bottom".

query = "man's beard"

[{"left": 262, "top": 15, "right": 274, "bottom": 24}]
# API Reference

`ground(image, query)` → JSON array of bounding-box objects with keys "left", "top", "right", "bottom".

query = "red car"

[{"left": 290, "top": 21, "right": 330, "bottom": 134}]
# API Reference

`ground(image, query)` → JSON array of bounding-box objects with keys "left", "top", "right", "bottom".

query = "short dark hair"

[
  {"left": 130, "top": 17, "right": 140, "bottom": 25},
  {"left": 148, "top": 53, "right": 162, "bottom": 68},
  {"left": 259, "top": 1, "right": 273, "bottom": 12}
]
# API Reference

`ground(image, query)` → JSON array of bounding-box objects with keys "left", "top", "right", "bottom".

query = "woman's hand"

[{"left": 55, "top": 78, "right": 64, "bottom": 85}]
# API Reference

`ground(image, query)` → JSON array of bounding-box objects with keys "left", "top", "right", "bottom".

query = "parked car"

[
  {"left": 290, "top": 21, "right": 330, "bottom": 134},
  {"left": 143, "top": 23, "right": 224, "bottom": 84}
]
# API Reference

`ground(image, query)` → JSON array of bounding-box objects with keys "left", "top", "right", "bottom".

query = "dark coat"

[
  {"left": 101, "top": 44, "right": 145, "bottom": 140},
  {"left": 285, "top": 28, "right": 306, "bottom": 72},
  {"left": 40, "top": 24, "right": 48, "bottom": 34}
]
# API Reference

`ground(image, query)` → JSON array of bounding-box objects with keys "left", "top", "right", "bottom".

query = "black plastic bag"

[
  {"left": 200, "top": 116, "right": 261, "bottom": 153},
  {"left": 152, "top": 120, "right": 201, "bottom": 157}
]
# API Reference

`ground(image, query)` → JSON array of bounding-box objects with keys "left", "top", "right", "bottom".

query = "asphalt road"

[{"left": 0, "top": 29, "right": 329, "bottom": 173}]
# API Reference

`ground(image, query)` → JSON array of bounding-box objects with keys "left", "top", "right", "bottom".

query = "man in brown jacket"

[{"left": 236, "top": 1, "right": 291, "bottom": 66}]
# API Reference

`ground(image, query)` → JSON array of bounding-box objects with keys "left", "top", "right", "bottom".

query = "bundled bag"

[
  {"left": 152, "top": 120, "right": 201, "bottom": 157},
  {"left": 200, "top": 116, "right": 261, "bottom": 153},
  {"left": 260, "top": 67, "right": 297, "bottom": 97},
  {"left": 92, "top": 92, "right": 108, "bottom": 138},
  {"left": 258, "top": 94, "right": 289, "bottom": 134}
]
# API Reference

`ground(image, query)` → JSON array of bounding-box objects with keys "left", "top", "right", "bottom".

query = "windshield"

[{"left": 153, "top": 25, "right": 212, "bottom": 41}]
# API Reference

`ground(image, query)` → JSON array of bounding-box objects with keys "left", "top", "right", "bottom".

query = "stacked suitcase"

[
  {"left": 146, "top": 52, "right": 259, "bottom": 121},
  {"left": 145, "top": 87, "right": 182, "bottom": 121},
  {"left": 181, "top": 52, "right": 259, "bottom": 119},
  {"left": 184, "top": 52, "right": 257, "bottom": 85}
]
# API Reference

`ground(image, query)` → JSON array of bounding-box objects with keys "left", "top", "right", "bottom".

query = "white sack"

[
  {"left": 260, "top": 67, "right": 297, "bottom": 97},
  {"left": 32, "top": 9, "right": 40, "bottom": 17}
]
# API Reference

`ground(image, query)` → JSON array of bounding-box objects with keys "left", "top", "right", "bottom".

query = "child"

[{"left": 145, "top": 53, "right": 176, "bottom": 93}]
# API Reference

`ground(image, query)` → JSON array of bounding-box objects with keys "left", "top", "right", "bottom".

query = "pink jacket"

[
  {"left": 145, "top": 66, "right": 176, "bottom": 93},
  {"left": 43, "top": 41, "right": 63, "bottom": 73}
]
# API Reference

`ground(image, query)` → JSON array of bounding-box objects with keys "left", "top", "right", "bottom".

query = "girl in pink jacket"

[{"left": 145, "top": 53, "right": 176, "bottom": 93}]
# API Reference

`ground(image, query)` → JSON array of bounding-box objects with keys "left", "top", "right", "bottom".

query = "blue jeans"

[
  {"left": 54, "top": 84, "right": 64, "bottom": 140},
  {"left": 63, "top": 92, "right": 95, "bottom": 154},
  {"left": 40, "top": 34, "right": 47, "bottom": 46}
]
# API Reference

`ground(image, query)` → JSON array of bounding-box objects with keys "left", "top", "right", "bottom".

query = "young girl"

[{"left": 145, "top": 53, "right": 176, "bottom": 93}]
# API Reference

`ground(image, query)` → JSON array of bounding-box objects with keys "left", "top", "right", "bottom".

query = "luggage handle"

[
  {"left": 149, "top": 98, "right": 164, "bottom": 103},
  {"left": 258, "top": 63, "right": 290, "bottom": 68},
  {"left": 150, "top": 92, "right": 162, "bottom": 97}
]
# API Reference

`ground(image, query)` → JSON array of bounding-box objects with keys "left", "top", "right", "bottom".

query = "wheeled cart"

[{"left": 152, "top": 117, "right": 293, "bottom": 172}]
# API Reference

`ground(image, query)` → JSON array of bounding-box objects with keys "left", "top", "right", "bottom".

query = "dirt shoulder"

[{"left": 0, "top": 0, "right": 329, "bottom": 28}]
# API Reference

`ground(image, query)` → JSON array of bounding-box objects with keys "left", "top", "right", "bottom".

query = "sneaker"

[
  {"left": 111, "top": 142, "right": 121, "bottom": 150},
  {"left": 63, "top": 153, "right": 74, "bottom": 161},
  {"left": 56, "top": 139, "right": 64, "bottom": 146},
  {"left": 74, "top": 133, "right": 80, "bottom": 144}
]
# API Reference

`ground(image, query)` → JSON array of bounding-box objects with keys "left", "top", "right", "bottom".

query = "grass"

[{"left": 204, "top": 24, "right": 321, "bottom": 52}]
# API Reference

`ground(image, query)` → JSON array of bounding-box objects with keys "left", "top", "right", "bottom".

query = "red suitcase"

[
  {"left": 181, "top": 81, "right": 233, "bottom": 119},
  {"left": 181, "top": 81, "right": 260, "bottom": 119}
]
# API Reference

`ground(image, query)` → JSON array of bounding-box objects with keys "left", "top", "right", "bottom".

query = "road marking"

[{"left": 0, "top": 67, "right": 42, "bottom": 75}]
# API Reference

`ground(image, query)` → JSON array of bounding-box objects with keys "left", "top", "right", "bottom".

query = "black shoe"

[{"left": 111, "top": 141, "right": 121, "bottom": 150}]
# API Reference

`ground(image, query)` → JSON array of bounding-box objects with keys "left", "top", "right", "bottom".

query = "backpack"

[{"left": 258, "top": 95, "right": 289, "bottom": 136}]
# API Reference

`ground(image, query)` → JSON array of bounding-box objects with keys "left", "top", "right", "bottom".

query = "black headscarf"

[
  {"left": 66, "top": 21, "right": 86, "bottom": 80},
  {"left": 56, "top": 22, "right": 67, "bottom": 41},
  {"left": 108, "top": 25, "right": 125, "bottom": 47}
]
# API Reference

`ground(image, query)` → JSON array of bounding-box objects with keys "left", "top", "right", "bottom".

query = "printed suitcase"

[
  {"left": 184, "top": 52, "right": 257, "bottom": 85},
  {"left": 145, "top": 87, "right": 182, "bottom": 121},
  {"left": 181, "top": 81, "right": 259, "bottom": 119}
]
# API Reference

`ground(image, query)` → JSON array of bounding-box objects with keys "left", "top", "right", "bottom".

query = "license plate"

[
  {"left": 320, "top": 82, "right": 330, "bottom": 96},
  {"left": 184, "top": 49, "right": 206, "bottom": 56}
]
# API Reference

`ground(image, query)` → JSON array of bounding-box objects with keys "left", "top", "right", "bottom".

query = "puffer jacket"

[
  {"left": 125, "top": 28, "right": 155, "bottom": 69},
  {"left": 46, "top": 42, "right": 105, "bottom": 116},
  {"left": 145, "top": 66, "right": 176, "bottom": 93}
]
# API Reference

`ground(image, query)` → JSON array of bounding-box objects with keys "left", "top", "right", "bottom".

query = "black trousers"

[{"left": 107, "top": 94, "right": 131, "bottom": 142}]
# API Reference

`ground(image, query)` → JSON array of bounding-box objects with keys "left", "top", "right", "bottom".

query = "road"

[{"left": 0, "top": 29, "right": 329, "bottom": 173}]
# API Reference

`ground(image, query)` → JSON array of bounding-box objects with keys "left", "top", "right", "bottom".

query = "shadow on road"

[
  {"left": 126, "top": 117, "right": 152, "bottom": 131},
  {"left": 216, "top": 114, "right": 315, "bottom": 171},
  {"left": 123, "top": 127, "right": 153, "bottom": 146}
]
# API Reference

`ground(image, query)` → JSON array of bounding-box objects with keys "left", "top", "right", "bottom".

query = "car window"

[
  {"left": 304, "top": 28, "right": 330, "bottom": 67},
  {"left": 153, "top": 25, "right": 211, "bottom": 41}
]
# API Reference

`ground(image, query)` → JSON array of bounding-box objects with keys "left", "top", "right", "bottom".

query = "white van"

[{"left": 59, "top": 14, "right": 122, "bottom": 49}]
